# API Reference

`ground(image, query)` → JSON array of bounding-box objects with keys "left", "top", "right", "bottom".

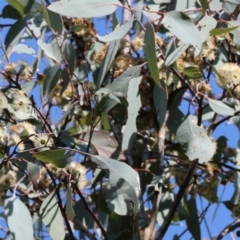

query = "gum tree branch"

[{"left": 154, "top": 159, "right": 198, "bottom": 240}]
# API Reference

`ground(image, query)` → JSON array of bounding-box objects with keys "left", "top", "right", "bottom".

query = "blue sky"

[{"left": 0, "top": 1, "right": 239, "bottom": 239}]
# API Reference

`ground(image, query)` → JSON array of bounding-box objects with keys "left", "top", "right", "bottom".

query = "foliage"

[{"left": 1, "top": 0, "right": 240, "bottom": 239}]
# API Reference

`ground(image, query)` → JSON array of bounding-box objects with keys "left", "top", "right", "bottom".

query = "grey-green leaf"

[
  {"left": 39, "top": 191, "right": 65, "bottom": 240},
  {"left": 90, "top": 155, "right": 141, "bottom": 215},
  {"left": 43, "top": 64, "right": 61, "bottom": 99},
  {"left": 176, "top": 116, "right": 215, "bottom": 163},
  {"left": 185, "top": 197, "right": 201, "bottom": 240},
  {"left": 48, "top": 0, "right": 121, "bottom": 18},
  {"left": 5, "top": 196, "right": 33, "bottom": 240},
  {"left": 208, "top": 98, "right": 234, "bottom": 116},
  {"left": 165, "top": 42, "right": 190, "bottom": 66},
  {"left": 11, "top": 44, "right": 36, "bottom": 56},
  {"left": 108, "top": 65, "right": 142, "bottom": 94},
  {"left": 98, "top": 94, "right": 119, "bottom": 113},
  {"left": 97, "top": 17, "right": 133, "bottom": 42},
  {"left": 66, "top": 185, "right": 75, "bottom": 222},
  {"left": 41, "top": 0, "right": 63, "bottom": 35},
  {"left": 163, "top": 11, "right": 202, "bottom": 56},
  {"left": 222, "top": 0, "right": 239, "bottom": 14},
  {"left": 37, "top": 40, "right": 61, "bottom": 63},
  {"left": 122, "top": 76, "right": 142, "bottom": 154},
  {"left": 4, "top": 16, "right": 27, "bottom": 55},
  {"left": 27, "top": 162, "right": 40, "bottom": 183},
  {"left": 227, "top": 21, "right": 240, "bottom": 47},
  {"left": 144, "top": 23, "right": 160, "bottom": 87},
  {"left": 198, "top": 15, "right": 217, "bottom": 43},
  {"left": 231, "top": 172, "right": 240, "bottom": 205},
  {"left": 96, "top": 39, "right": 120, "bottom": 90}
]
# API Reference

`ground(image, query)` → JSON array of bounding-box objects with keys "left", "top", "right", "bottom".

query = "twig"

[
  {"left": 73, "top": 217, "right": 97, "bottom": 240},
  {"left": 216, "top": 219, "right": 240, "bottom": 240},
  {"left": 154, "top": 159, "right": 198, "bottom": 239},
  {"left": 73, "top": 183, "right": 108, "bottom": 240},
  {"left": 42, "top": 163, "right": 75, "bottom": 240}
]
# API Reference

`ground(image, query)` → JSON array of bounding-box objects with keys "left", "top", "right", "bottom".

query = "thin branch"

[
  {"left": 73, "top": 183, "right": 108, "bottom": 240},
  {"left": 216, "top": 219, "right": 240, "bottom": 240},
  {"left": 73, "top": 217, "right": 97, "bottom": 240},
  {"left": 42, "top": 163, "right": 75, "bottom": 240},
  {"left": 154, "top": 159, "right": 198, "bottom": 240}
]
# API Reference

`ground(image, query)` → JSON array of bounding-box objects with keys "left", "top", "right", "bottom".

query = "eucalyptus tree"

[{"left": 0, "top": 0, "right": 240, "bottom": 239}]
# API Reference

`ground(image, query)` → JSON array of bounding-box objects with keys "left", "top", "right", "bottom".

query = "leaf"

[
  {"left": 98, "top": 94, "right": 119, "bottom": 113},
  {"left": 5, "top": 196, "right": 33, "bottom": 240},
  {"left": 48, "top": 0, "right": 121, "bottom": 18},
  {"left": 73, "top": 199, "right": 94, "bottom": 229},
  {"left": 97, "top": 17, "right": 133, "bottom": 42},
  {"left": 122, "top": 77, "right": 142, "bottom": 153},
  {"left": 231, "top": 172, "right": 240, "bottom": 205},
  {"left": 165, "top": 42, "right": 190, "bottom": 66},
  {"left": 80, "top": 130, "right": 120, "bottom": 159},
  {"left": 95, "top": 39, "right": 120, "bottom": 90},
  {"left": 157, "top": 191, "right": 175, "bottom": 225},
  {"left": 66, "top": 185, "right": 75, "bottom": 222},
  {"left": 58, "top": 101, "right": 78, "bottom": 124},
  {"left": 108, "top": 65, "right": 142, "bottom": 94},
  {"left": 185, "top": 197, "right": 201, "bottom": 240},
  {"left": 132, "top": 1, "right": 143, "bottom": 35},
  {"left": 27, "top": 162, "right": 40, "bottom": 183},
  {"left": 7, "top": 0, "right": 24, "bottom": 16},
  {"left": 163, "top": 11, "right": 202, "bottom": 56},
  {"left": 90, "top": 155, "right": 141, "bottom": 215},
  {"left": 183, "top": 66, "right": 202, "bottom": 79},
  {"left": 37, "top": 40, "right": 61, "bottom": 63},
  {"left": 199, "top": 0, "right": 208, "bottom": 13},
  {"left": 41, "top": 0, "right": 63, "bottom": 35},
  {"left": 43, "top": 64, "right": 61, "bottom": 99},
  {"left": 4, "top": 16, "right": 27, "bottom": 55},
  {"left": 210, "top": 26, "right": 239, "bottom": 36},
  {"left": 176, "top": 116, "right": 215, "bottom": 163},
  {"left": 11, "top": 44, "right": 36, "bottom": 56},
  {"left": 61, "top": 42, "right": 76, "bottom": 93},
  {"left": 32, "top": 149, "right": 72, "bottom": 168},
  {"left": 144, "top": 23, "right": 161, "bottom": 87},
  {"left": 227, "top": 21, "right": 240, "bottom": 47},
  {"left": 222, "top": 0, "right": 239, "bottom": 14},
  {"left": 208, "top": 98, "right": 234, "bottom": 116},
  {"left": 39, "top": 191, "right": 65, "bottom": 240},
  {"left": 0, "top": 5, "right": 22, "bottom": 19},
  {"left": 153, "top": 81, "right": 167, "bottom": 129},
  {"left": 198, "top": 15, "right": 217, "bottom": 43}
]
